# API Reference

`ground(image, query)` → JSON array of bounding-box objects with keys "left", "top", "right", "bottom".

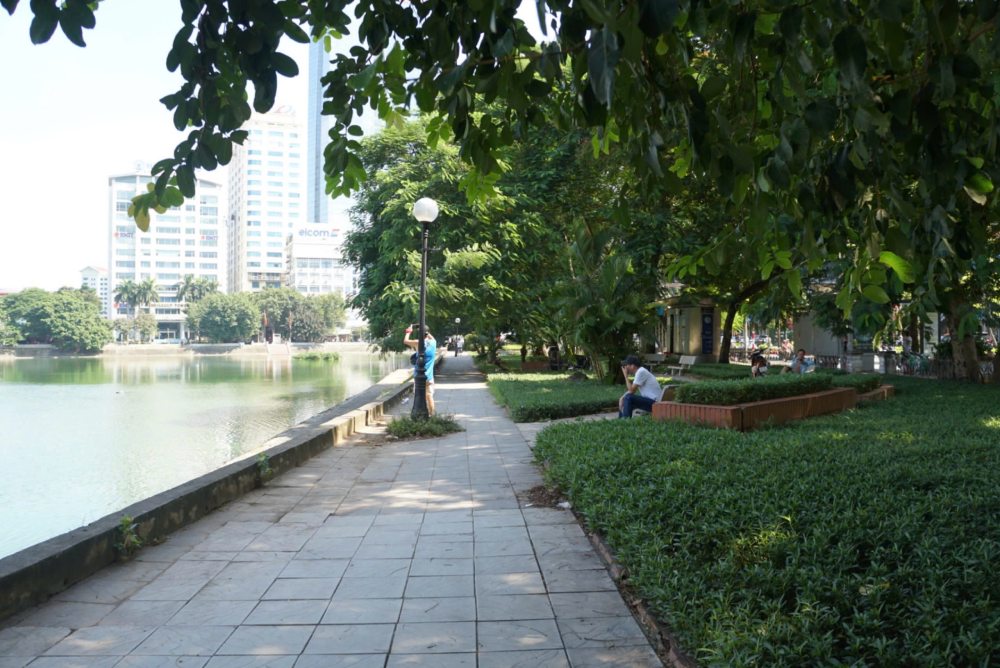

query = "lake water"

[{"left": 0, "top": 351, "right": 407, "bottom": 559}]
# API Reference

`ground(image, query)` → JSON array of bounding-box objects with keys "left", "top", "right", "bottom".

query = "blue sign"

[{"left": 701, "top": 308, "right": 714, "bottom": 355}]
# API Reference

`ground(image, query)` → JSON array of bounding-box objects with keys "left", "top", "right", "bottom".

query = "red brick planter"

[{"left": 652, "top": 387, "right": 859, "bottom": 431}]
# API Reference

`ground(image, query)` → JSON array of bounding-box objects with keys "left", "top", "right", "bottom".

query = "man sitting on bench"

[{"left": 619, "top": 354, "right": 662, "bottom": 419}]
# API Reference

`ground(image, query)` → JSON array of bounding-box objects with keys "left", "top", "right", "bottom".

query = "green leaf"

[
  {"left": 833, "top": 26, "right": 867, "bottom": 87},
  {"left": 587, "top": 27, "right": 620, "bottom": 107},
  {"left": 639, "top": 0, "right": 679, "bottom": 38},
  {"left": 29, "top": 13, "right": 58, "bottom": 44},
  {"left": 862, "top": 284, "right": 890, "bottom": 304},
  {"left": 272, "top": 52, "right": 299, "bottom": 78},
  {"left": 349, "top": 61, "right": 379, "bottom": 91},
  {"left": 786, "top": 269, "right": 802, "bottom": 296},
  {"left": 878, "top": 251, "right": 916, "bottom": 283},
  {"left": 966, "top": 171, "right": 993, "bottom": 194},
  {"left": 1, "top": 0, "right": 19, "bottom": 14}
]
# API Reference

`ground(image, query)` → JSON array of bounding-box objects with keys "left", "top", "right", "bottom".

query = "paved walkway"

[{"left": 1, "top": 355, "right": 662, "bottom": 667}]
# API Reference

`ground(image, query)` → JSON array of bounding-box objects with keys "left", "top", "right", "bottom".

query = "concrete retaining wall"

[{"left": 0, "top": 368, "right": 413, "bottom": 623}]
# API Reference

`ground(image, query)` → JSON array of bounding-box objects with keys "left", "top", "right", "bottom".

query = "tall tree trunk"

[
  {"left": 948, "top": 293, "right": 982, "bottom": 383},
  {"left": 718, "top": 301, "right": 739, "bottom": 364}
]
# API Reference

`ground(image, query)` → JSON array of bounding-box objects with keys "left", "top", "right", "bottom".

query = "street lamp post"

[
  {"left": 411, "top": 197, "right": 439, "bottom": 419},
  {"left": 454, "top": 317, "right": 461, "bottom": 357}
]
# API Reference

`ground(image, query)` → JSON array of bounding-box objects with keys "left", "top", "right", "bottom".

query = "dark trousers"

[{"left": 619, "top": 393, "right": 656, "bottom": 418}]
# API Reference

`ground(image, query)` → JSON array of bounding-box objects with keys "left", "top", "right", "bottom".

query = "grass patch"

[
  {"left": 387, "top": 414, "right": 464, "bottom": 439},
  {"left": 488, "top": 372, "right": 622, "bottom": 421},
  {"left": 689, "top": 362, "right": 756, "bottom": 380},
  {"left": 534, "top": 377, "right": 1000, "bottom": 665},
  {"left": 294, "top": 351, "right": 340, "bottom": 362}
]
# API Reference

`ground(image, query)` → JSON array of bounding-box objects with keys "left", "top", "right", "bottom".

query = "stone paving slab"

[{"left": 1, "top": 355, "right": 662, "bottom": 667}]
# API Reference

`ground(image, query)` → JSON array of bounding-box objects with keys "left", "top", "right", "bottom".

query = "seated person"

[
  {"left": 619, "top": 354, "right": 662, "bottom": 418},
  {"left": 790, "top": 348, "right": 814, "bottom": 373},
  {"left": 750, "top": 350, "right": 769, "bottom": 378}
]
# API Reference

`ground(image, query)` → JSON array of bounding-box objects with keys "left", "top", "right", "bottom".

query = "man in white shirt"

[{"left": 619, "top": 354, "right": 662, "bottom": 418}]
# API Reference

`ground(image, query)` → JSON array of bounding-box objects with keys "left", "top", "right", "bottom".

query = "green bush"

[
  {"left": 674, "top": 373, "right": 832, "bottom": 405},
  {"left": 294, "top": 351, "right": 340, "bottom": 361},
  {"left": 830, "top": 373, "right": 882, "bottom": 394},
  {"left": 534, "top": 377, "right": 1000, "bottom": 665},
  {"left": 387, "top": 414, "right": 464, "bottom": 439},
  {"left": 489, "top": 372, "right": 621, "bottom": 421}
]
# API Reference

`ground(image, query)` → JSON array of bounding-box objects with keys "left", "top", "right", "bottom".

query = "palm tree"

[
  {"left": 175, "top": 274, "right": 198, "bottom": 305},
  {"left": 114, "top": 279, "right": 140, "bottom": 318},
  {"left": 136, "top": 278, "right": 159, "bottom": 315},
  {"left": 177, "top": 275, "right": 219, "bottom": 305}
]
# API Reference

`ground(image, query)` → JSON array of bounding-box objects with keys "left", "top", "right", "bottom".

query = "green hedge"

[
  {"left": 534, "top": 377, "right": 1000, "bottom": 665},
  {"left": 674, "top": 373, "right": 832, "bottom": 405},
  {"left": 830, "top": 373, "right": 883, "bottom": 394},
  {"left": 488, "top": 372, "right": 621, "bottom": 421}
]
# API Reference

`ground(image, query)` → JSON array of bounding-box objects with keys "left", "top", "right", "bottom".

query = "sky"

[
  {"left": 0, "top": 2, "right": 545, "bottom": 293},
  {"left": 0, "top": 0, "right": 308, "bottom": 291}
]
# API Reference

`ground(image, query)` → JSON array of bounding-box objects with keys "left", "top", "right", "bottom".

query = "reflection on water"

[{"left": 0, "top": 352, "right": 406, "bottom": 559}]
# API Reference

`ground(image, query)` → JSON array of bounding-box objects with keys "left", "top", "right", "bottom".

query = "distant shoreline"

[{"left": 0, "top": 341, "right": 383, "bottom": 359}]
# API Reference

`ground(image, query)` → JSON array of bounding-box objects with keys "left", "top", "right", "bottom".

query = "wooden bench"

[{"left": 666, "top": 355, "right": 696, "bottom": 377}]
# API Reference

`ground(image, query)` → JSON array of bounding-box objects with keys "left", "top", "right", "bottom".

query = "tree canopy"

[{"left": 7, "top": 0, "right": 1000, "bottom": 377}]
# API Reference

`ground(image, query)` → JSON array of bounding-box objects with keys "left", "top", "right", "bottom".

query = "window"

[
  {"left": 267, "top": 252, "right": 282, "bottom": 258},
  {"left": 157, "top": 273, "right": 180, "bottom": 280},
  {"left": 185, "top": 228, "right": 195, "bottom": 235},
  {"left": 248, "top": 262, "right": 261, "bottom": 268},
  {"left": 156, "top": 238, "right": 181, "bottom": 245},
  {"left": 117, "top": 248, "right": 135, "bottom": 257},
  {"left": 184, "top": 250, "right": 195, "bottom": 257},
  {"left": 248, "top": 231, "right": 261, "bottom": 237},
  {"left": 248, "top": 251, "right": 262, "bottom": 258},
  {"left": 249, "top": 149, "right": 262, "bottom": 155},
  {"left": 115, "top": 260, "right": 135, "bottom": 268},
  {"left": 248, "top": 169, "right": 261, "bottom": 175},
  {"left": 267, "top": 232, "right": 282, "bottom": 238},
  {"left": 267, "top": 151, "right": 283, "bottom": 157},
  {"left": 248, "top": 190, "right": 261, "bottom": 196},
  {"left": 200, "top": 207, "right": 218, "bottom": 216},
  {"left": 200, "top": 263, "right": 217, "bottom": 270},
  {"left": 115, "top": 201, "right": 130, "bottom": 213},
  {"left": 200, "top": 251, "right": 217, "bottom": 258},
  {"left": 268, "top": 180, "right": 283, "bottom": 187},
  {"left": 248, "top": 159, "right": 262, "bottom": 165},
  {"left": 185, "top": 262, "right": 195, "bottom": 269},
  {"left": 158, "top": 227, "right": 181, "bottom": 234},
  {"left": 156, "top": 262, "right": 181, "bottom": 268},
  {"left": 267, "top": 191, "right": 282, "bottom": 198},
  {"left": 267, "top": 262, "right": 283, "bottom": 269}
]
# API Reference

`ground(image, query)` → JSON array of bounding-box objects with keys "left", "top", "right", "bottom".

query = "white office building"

[
  {"left": 108, "top": 165, "right": 226, "bottom": 341},
  {"left": 285, "top": 221, "right": 353, "bottom": 296},
  {"left": 79, "top": 266, "right": 111, "bottom": 317},
  {"left": 228, "top": 108, "right": 306, "bottom": 293}
]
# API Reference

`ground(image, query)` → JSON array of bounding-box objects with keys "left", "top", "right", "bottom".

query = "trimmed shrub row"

[
  {"left": 488, "top": 372, "right": 621, "bottom": 422},
  {"left": 674, "top": 373, "right": 833, "bottom": 405},
  {"left": 829, "top": 373, "right": 883, "bottom": 394},
  {"left": 533, "top": 377, "right": 1000, "bottom": 665}
]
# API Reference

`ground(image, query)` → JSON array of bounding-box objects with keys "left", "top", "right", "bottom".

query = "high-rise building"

[
  {"left": 285, "top": 221, "right": 352, "bottom": 297},
  {"left": 307, "top": 42, "right": 332, "bottom": 227},
  {"left": 79, "top": 266, "right": 111, "bottom": 317},
  {"left": 228, "top": 108, "right": 306, "bottom": 293},
  {"left": 108, "top": 165, "right": 226, "bottom": 341}
]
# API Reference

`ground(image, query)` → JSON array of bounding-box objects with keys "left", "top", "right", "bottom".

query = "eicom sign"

[{"left": 298, "top": 228, "right": 338, "bottom": 238}]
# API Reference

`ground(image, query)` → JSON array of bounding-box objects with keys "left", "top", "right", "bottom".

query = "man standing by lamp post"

[{"left": 405, "top": 197, "right": 439, "bottom": 419}]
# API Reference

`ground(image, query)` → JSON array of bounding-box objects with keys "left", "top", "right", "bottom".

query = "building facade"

[
  {"left": 228, "top": 108, "right": 306, "bottom": 293},
  {"left": 79, "top": 266, "right": 111, "bottom": 317},
  {"left": 285, "top": 221, "right": 353, "bottom": 297},
  {"left": 108, "top": 166, "right": 226, "bottom": 341}
]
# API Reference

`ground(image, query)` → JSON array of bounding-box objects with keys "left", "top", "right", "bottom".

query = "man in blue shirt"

[{"left": 404, "top": 325, "right": 438, "bottom": 415}]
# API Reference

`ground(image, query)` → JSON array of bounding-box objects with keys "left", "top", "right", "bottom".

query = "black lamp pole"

[{"left": 411, "top": 219, "right": 430, "bottom": 420}]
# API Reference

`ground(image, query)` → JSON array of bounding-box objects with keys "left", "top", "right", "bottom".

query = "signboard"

[{"left": 701, "top": 307, "right": 714, "bottom": 355}]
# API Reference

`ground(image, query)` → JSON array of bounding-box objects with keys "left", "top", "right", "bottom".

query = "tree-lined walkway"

[{"left": 0, "top": 355, "right": 661, "bottom": 667}]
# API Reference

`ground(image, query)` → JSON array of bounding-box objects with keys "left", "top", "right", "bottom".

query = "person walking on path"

[
  {"left": 403, "top": 324, "right": 437, "bottom": 416},
  {"left": 619, "top": 354, "right": 662, "bottom": 418}
]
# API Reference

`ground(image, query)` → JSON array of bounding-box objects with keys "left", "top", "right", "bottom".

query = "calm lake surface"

[{"left": 0, "top": 351, "right": 407, "bottom": 559}]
